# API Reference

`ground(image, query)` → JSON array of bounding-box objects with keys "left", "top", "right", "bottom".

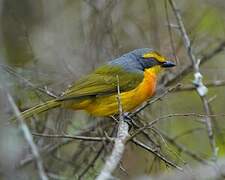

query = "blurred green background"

[{"left": 0, "top": 0, "right": 225, "bottom": 179}]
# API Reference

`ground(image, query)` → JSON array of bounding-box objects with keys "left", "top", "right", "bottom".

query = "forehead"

[{"left": 142, "top": 51, "right": 166, "bottom": 62}]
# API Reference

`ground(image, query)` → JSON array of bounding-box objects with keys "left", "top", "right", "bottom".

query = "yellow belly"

[{"left": 70, "top": 69, "right": 157, "bottom": 116}]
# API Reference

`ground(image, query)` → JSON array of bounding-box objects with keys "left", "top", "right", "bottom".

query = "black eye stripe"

[
  {"left": 147, "top": 58, "right": 162, "bottom": 65},
  {"left": 139, "top": 56, "right": 164, "bottom": 70},
  {"left": 141, "top": 56, "right": 163, "bottom": 64}
]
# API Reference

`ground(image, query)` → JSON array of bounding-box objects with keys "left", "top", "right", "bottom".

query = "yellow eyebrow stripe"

[{"left": 142, "top": 52, "right": 166, "bottom": 62}]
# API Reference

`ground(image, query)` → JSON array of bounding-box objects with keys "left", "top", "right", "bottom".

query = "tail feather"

[{"left": 11, "top": 99, "right": 61, "bottom": 121}]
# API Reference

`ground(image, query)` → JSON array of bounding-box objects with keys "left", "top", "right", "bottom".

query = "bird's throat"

[{"left": 145, "top": 65, "right": 162, "bottom": 75}]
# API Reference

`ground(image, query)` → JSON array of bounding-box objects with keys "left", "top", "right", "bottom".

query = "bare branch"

[
  {"left": 174, "top": 80, "right": 225, "bottom": 92},
  {"left": 169, "top": 0, "right": 218, "bottom": 160},
  {"left": 78, "top": 144, "right": 105, "bottom": 179},
  {"left": 0, "top": 63, "right": 57, "bottom": 98},
  {"left": 131, "top": 138, "right": 183, "bottom": 171},
  {"left": 127, "top": 112, "right": 225, "bottom": 143},
  {"left": 7, "top": 93, "right": 48, "bottom": 180},
  {"left": 140, "top": 159, "right": 225, "bottom": 180},
  {"left": 125, "top": 112, "right": 225, "bottom": 168},
  {"left": 201, "top": 96, "right": 218, "bottom": 159},
  {"left": 162, "top": 40, "right": 225, "bottom": 86},
  {"left": 164, "top": 0, "right": 179, "bottom": 63},
  {"left": 32, "top": 132, "right": 112, "bottom": 142},
  {"left": 19, "top": 119, "right": 115, "bottom": 167},
  {"left": 159, "top": 130, "right": 209, "bottom": 164},
  {"left": 172, "top": 127, "right": 204, "bottom": 140}
]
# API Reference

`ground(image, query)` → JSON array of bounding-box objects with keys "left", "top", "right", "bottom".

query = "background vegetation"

[{"left": 0, "top": 0, "right": 225, "bottom": 179}]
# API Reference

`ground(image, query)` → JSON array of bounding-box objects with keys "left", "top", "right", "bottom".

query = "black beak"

[{"left": 161, "top": 61, "right": 176, "bottom": 68}]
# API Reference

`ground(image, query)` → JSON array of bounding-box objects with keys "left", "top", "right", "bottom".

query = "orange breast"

[
  {"left": 82, "top": 68, "right": 157, "bottom": 116},
  {"left": 132, "top": 69, "right": 157, "bottom": 102}
]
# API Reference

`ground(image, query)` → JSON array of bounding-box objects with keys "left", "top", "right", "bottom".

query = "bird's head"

[{"left": 131, "top": 48, "right": 176, "bottom": 74}]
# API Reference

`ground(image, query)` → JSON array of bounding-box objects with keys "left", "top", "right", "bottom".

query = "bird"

[{"left": 12, "top": 48, "right": 175, "bottom": 120}]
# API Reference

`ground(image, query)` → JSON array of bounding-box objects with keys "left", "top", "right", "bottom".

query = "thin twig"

[
  {"left": 149, "top": 127, "right": 187, "bottom": 165},
  {"left": 164, "top": 0, "right": 179, "bottom": 64},
  {"left": 78, "top": 144, "right": 105, "bottom": 179},
  {"left": 124, "top": 112, "right": 225, "bottom": 168},
  {"left": 169, "top": 0, "right": 218, "bottom": 160},
  {"left": 159, "top": 130, "right": 208, "bottom": 164},
  {"left": 144, "top": 159, "right": 225, "bottom": 180},
  {"left": 174, "top": 80, "right": 225, "bottom": 92},
  {"left": 129, "top": 117, "right": 159, "bottom": 147},
  {"left": 32, "top": 132, "right": 112, "bottom": 142},
  {"left": 127, "top": 112, "right": 225, "bottom": 142},
  {"left": 116, "top": 75, "right": 123, "bottom": 120},
  {"left": 127, "top": 118, "right": 184, "bottom": 169},
  {"left": 7, "top": 93, "right": 48, "bottom": 180},
  {"left": 172, "top": 127, "right": 204, "bottom": 140},
  {"left": 201, "top": 97, "right": 218, "bottom": 159},
  {"left": 130, "top": 83, "right": 181, "bottom": 116},
  {"left": 131, "top": 138, "right": 183, "bottom": 171},
  {"left": 78, "top": 127, "right": 117, "bottom": 179},
  {"left": 0, "top": 63, "right": 57, "bottom": 98},
  {"left": 163, "top": 40, "right": 225, "bottom": 86},
  {"left": 20, "top": 119, "right": 115, "bottom": 167}
]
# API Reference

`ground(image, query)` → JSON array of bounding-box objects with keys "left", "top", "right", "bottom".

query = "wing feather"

[{"left": 57, "top": 65, "right": 143, "bottom": 101}]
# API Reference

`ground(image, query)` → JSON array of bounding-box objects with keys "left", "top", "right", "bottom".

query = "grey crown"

[{"left": 107, "top": 48, "right": 159, "bottom": 73}]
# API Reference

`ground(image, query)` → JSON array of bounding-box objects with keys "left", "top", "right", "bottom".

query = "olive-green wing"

[{"left": 58, "top": 65, "right": 143, "bottom": 101}]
